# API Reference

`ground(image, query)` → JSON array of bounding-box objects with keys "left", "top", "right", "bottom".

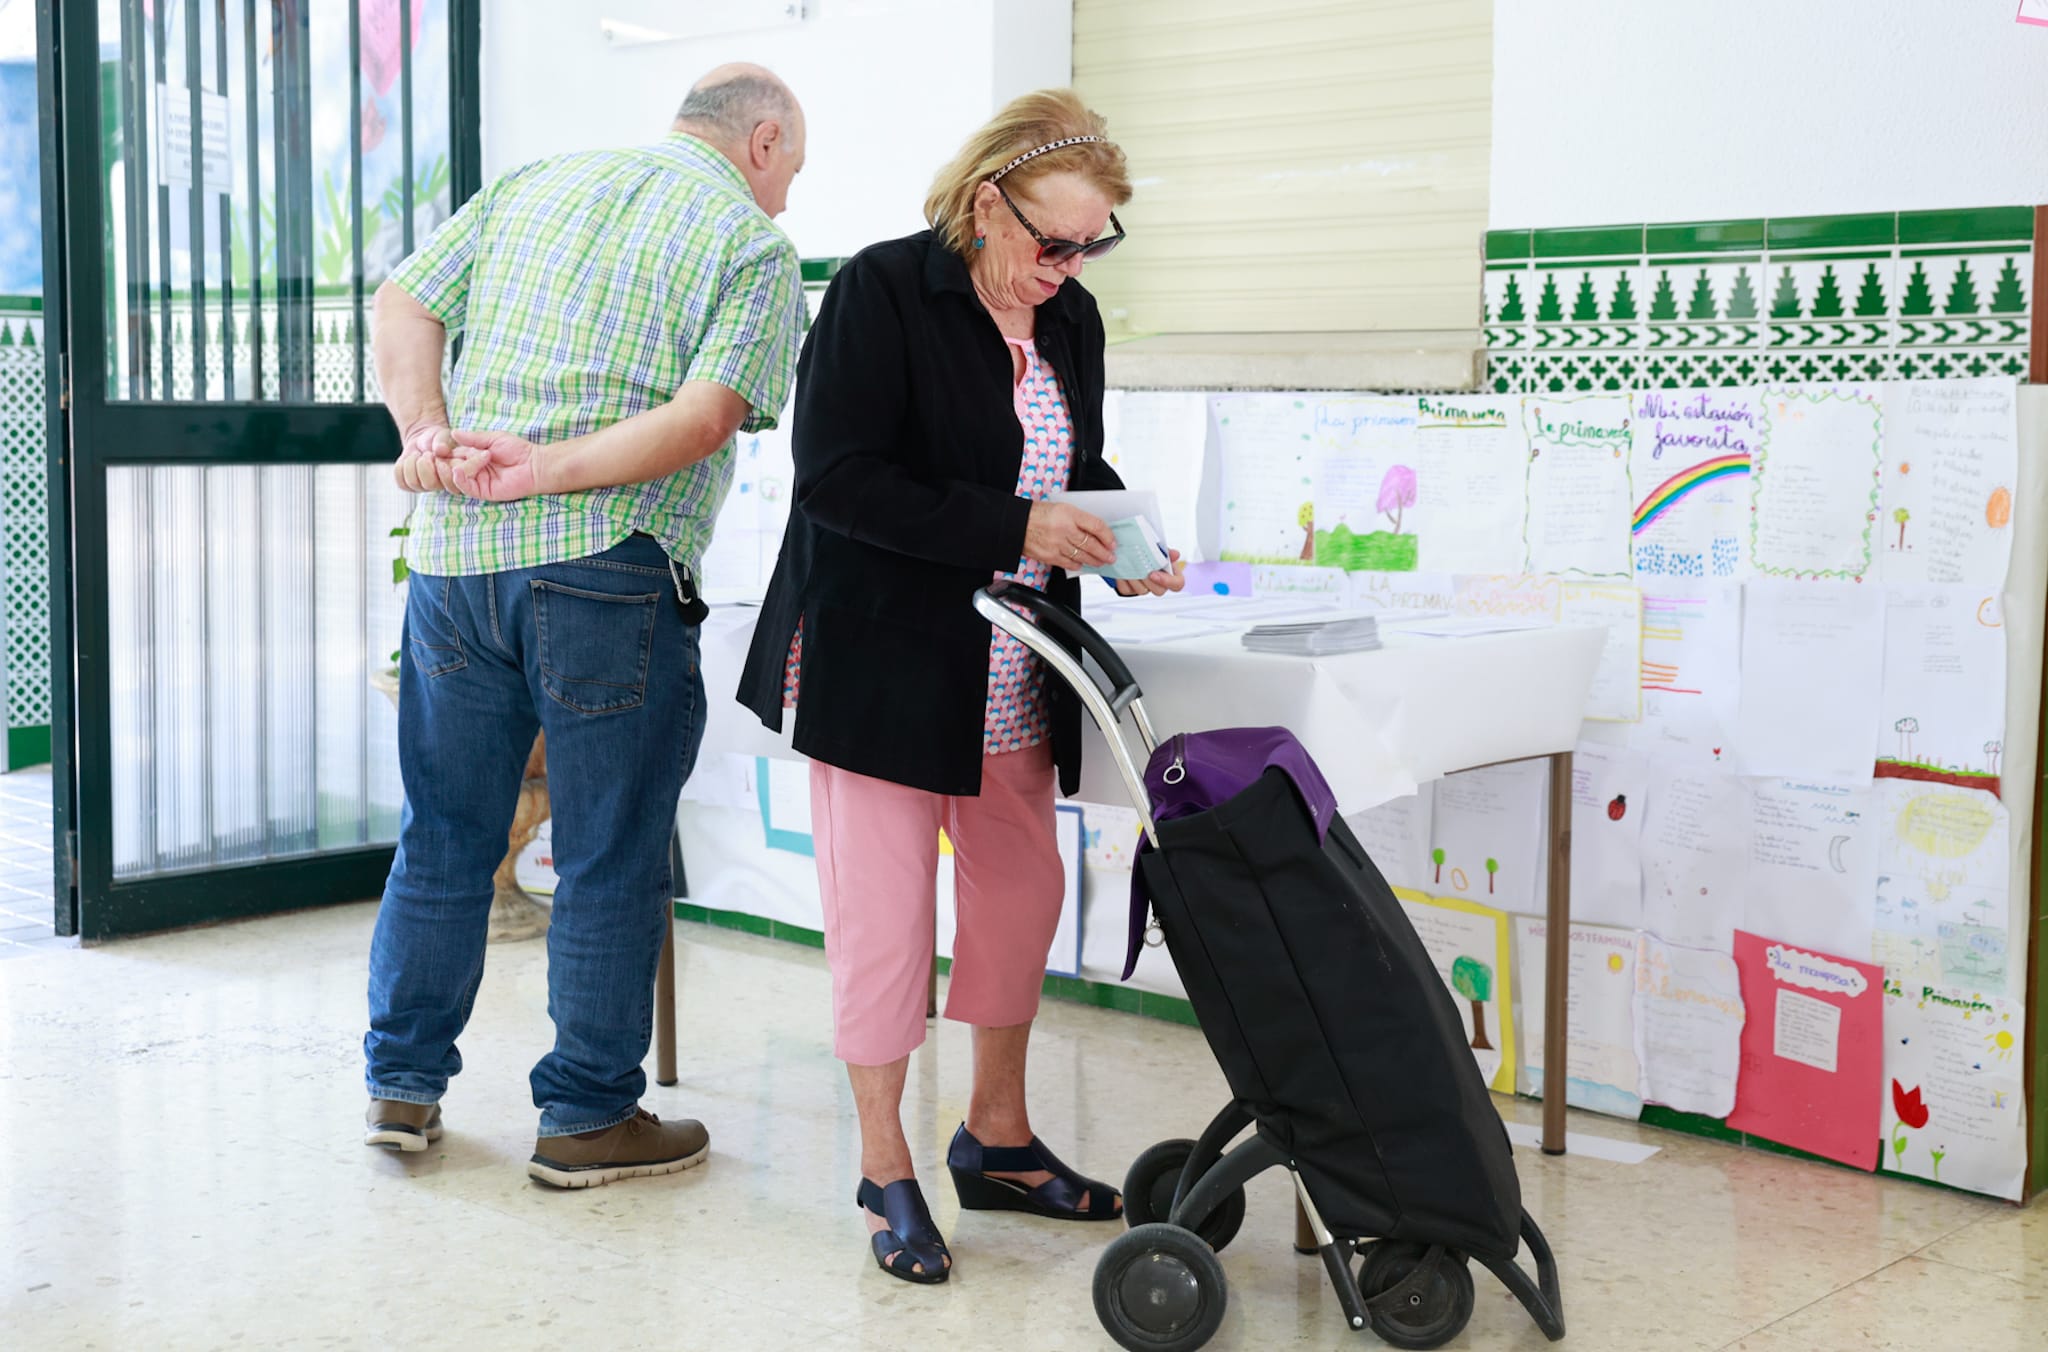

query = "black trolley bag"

[{"left": 975, "top": 581, "right": 1564, "bottom": 1352}]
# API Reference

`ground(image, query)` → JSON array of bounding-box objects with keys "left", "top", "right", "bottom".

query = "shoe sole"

[
  {"left": 364, "top": 1123, "right": 445, "bottom": 1153},
  {"left": 525, "top": 1141, "right": 710, "bottom": 1189}
]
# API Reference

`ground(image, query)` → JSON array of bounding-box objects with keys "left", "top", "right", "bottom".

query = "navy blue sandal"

[
  {"left": 857, "top": 1177, "right": 952, "bottom": 1284},
  {"left": 947, "top": 1123, "right": 1124, "bottom": 1221}
]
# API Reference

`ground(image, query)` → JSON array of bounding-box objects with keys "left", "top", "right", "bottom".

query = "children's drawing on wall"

[
  {"left": 1309, "top": 397, "right": 1421, "bottom": 571},
  {"left": 1430, "top": 762, "right": 1545, "bottom": 914},
  {"left": 1452, "top": 956, "right": 1495, "bottom": 1050},
  {"left": 1881, "top": 981, "right": 2025, "bottom": 1199},
  {"left": 1214, "top": 395, "right": 1318, "bottom": 564},
  {"left": 1878, "top": 378, "right": 2018, "bottom": 589},
  {"left": 1410, "top": 396, "right": 1526, "bottom": 573},
  {"left": 1397, "top": 890, "right": 1516, "bottom": 1094},
  {"left": 1522, "top": 395, "right": 1635, "bottom": 577},
  {"left": 1748, "top": 385, "right": 1883, "bottom": 580},
  {"left": 1629, "top": 387, "right": 1759, "bottom": 581},
  {"left": 1876, "top": 587, "right": 2005, "bottom": 794}
]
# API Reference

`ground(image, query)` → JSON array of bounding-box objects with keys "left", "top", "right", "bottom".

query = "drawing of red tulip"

[{"left": 1890, "top": 1080, "right": 1929, "bottom": 1169}]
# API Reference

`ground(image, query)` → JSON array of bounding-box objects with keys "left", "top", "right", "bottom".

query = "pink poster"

[{"left": 1725, "top": 930, "right": 1884, "bottom": 1169}]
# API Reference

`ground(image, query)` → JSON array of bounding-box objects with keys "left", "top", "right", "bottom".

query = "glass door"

[{"left": 41, "top": 0, "right": 480, "bottom": 937}]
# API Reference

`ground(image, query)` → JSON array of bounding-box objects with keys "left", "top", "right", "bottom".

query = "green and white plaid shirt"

[{"left": 391, "top": 133, "right": 803, "bottom": 580}]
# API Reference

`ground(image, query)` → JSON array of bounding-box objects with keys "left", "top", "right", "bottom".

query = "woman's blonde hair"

[{"left": 924, "top": 89, "right": 1131, "bottom": 256}]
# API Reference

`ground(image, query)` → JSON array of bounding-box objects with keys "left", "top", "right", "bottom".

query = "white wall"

[
  {"left": 482, "top": 0, "right": 1070, "bottom": 259},
  {"left": 1491, "top": 0, "right": 2048, "bottom": 227}
]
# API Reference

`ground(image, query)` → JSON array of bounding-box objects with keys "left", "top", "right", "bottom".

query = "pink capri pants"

[{"left": 810, "top": 742, "right": 1066, "bottom": 1066}]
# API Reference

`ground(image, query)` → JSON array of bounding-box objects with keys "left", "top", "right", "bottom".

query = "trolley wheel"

[
  {"left": 1093, "top": 1223, "right": 1228, "bottom": 1352},
  {"left": 1356, "top": 1242, "right": 1475, "bottom": 1350},
  {"left": 1122, "top": 1139, "right": 1247, "bottom": 1254}
]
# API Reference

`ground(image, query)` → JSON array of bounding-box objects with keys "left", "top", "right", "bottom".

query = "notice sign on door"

[{"left": 157, "top": 85, "right": 231, "bottom": 190}]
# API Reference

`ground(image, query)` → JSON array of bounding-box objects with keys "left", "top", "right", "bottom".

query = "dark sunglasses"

[{"left": 993, "top": 182, "right": 1125, "bottom": 266}]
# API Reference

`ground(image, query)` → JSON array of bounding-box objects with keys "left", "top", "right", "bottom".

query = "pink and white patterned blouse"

[{"left": 783, "top": 336, "right": 1075, "bottom": 757}]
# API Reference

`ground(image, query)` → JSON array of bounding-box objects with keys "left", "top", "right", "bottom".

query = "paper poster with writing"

[
  {"left": 1428, "top": 761, "right": 1548, "bottom": 914},
  {"left": 1213, "top": 394, "right": 1318, "bottom": 564},
  {"left": 1308, "top": 397, "right": 1422, "bottom": 571},
  {"left": 1726, "top": 931, "right": 1884, "bottom": 1170},
  {"left": 1516, "top": 918, "right": 1645, "bottom": 1118},
  {"left": 1745, "top": 779, "right": 1877, "bottom": 961},
  {"left": 1634, "top": 933, "right": 1746, "bottom": 1117},
  {"left": 1075, "top": 801, "right": 1143, "bottom": 873},
  {"left": 1877, "top": 378, "right": 2017, "bottom": 589},
  {"left": 1876, "top": 586, "right": 2005, "bottom": 796},
  {"left": 1411, "top": 395, "right": 1527, "bottom": 574},
  {"left": 1640, "top": 764, "right": 1750, "bottom": 951},
  {"left": 1749, "top": 385, "right": 1883, "bottom": 580},
  {"left": 1345, "top": 569, "right": 1457, "bottom": 616},
  {"left": 1881, "top": 981, "right": 2025, "bottom": 1201},
  {"left": 1872, "top": 780, "right": 2010, "bottom": 996},
  {"left": 1736, "top": 581, "right": 1886, "bottom": 782},
  {"left": 1522, "top": 395, "right": 1635, "bottom": 578},
  {"left": 1559, "top": 583, "right": 1643, "bottom": 722},
  {"left": 1396, "top": 888, "right": 1516, "bottom": 1094},
  {"left": 1631, "top": 583, "right": 1741, "bottom": 768},
  {"left": 1629, "top": 387, "right": 1760, "bottom": 581},
  {"left": 1567, "top": 743, "right": 1648, "bottom": 928},
  {"left": 1346, "top": 788, "right": 1435, "bottom": 894},
  {"left": 1453, "top": 573, "right": 1561, "bottom": 624},
  {"left": 1103, "top": 391, "right": 1210, "bottom": 561}
]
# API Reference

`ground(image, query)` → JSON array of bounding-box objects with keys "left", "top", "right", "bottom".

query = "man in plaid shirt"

[{"left": 362, "top": 65, "right": 805, "bottom": 1188}]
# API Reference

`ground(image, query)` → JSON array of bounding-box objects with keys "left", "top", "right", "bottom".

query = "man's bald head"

[{"left": 673, "top": 64, "right": 805, "bottom": 218}]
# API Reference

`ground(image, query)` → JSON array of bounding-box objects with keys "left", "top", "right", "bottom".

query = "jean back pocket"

[
  {"left": 406, "top": 574, "right": 469, "bottom": 679},
  {"left": 533, "top": 579, "right": 659, "bottom": 715}
]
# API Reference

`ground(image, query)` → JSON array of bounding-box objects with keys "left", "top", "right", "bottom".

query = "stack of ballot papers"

[{"left": 1240, "top": 616, "right": 1381, "bottom": 655}]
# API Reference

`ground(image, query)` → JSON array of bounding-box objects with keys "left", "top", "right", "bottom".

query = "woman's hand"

[
  {"left": 1115, "top": 548, "right": 1185, "bottom": 597},
  {"left": 1024, "top": 501, "right": 1117, "bottom": 570}
]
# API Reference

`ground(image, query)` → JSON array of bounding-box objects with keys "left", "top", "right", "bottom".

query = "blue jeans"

[{"left": 364, "top": 534, "right": 703, "bottom": 1137}]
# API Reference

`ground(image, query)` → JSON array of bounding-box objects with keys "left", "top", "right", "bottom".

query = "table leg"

[
  {"left": 1293, "top": 1196, "right": 1316, "bottom": 1255},
  {"left": 656, "top": 823, "right": 686, "bottom": 1088},
  {"left": 928, "top": 947, "right": 939, "bottom": 1020},
  {"left": 1542, "top": 751, "right": 1573, "bottom": 1155}
]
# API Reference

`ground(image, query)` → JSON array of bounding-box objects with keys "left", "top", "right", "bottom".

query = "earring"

[{"left": 973, "top": 234, "right": 985, "bottom": 249}]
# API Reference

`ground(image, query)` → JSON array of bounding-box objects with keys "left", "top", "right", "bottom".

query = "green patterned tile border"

[{"left": 1485, "top": 208, "right": 2033, "bottom": 393}]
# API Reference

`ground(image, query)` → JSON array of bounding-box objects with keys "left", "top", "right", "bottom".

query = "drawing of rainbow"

[{"left": 1631, "top": 454, "right": 1752, "bottom": 534}]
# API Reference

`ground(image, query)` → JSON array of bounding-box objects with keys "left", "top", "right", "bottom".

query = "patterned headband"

[{"left": 990, "top": 135, "right": 1107, "bottom": 182}]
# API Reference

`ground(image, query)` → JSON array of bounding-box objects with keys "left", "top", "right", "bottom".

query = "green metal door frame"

[{"left": 39, "top": 0, "right": 482, "bottom": 940}]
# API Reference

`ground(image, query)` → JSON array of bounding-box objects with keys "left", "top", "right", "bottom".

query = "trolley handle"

[{"left": 978, "top": 580, "right": 1142, "bottom": 718}]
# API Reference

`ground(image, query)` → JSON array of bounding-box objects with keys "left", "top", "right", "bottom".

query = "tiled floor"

[
  {"left": 1, "top": 901, "right": 2043, "bottom": 1350},
  {"left": 0, "top": 765, "right": 63, "bottom": 955}
]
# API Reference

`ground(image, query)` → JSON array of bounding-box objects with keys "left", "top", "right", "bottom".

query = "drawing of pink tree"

[
  {"left": 1377, "top": 465, "right": 1417, "bottom": 535},
  {"left": 1894, "top": 717, "right": 1919, "bottom": 760},
  {"left": 1985, "top": 740, "right": 2003, "bottom": 775}
]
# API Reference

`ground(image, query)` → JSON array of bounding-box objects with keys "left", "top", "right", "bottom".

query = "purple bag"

[{"left": 1124, "top": 726, "right": 1340, "bottom": 979}]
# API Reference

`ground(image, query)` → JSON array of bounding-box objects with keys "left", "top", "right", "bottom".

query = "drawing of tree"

[
  {"left": 1943, "top": 259, "right": 1982, "bottom": 316},
  {"left": 1899, "top": 262, "right": 1936, "bottom": 317},
  {"left": 1769, "top": 267, "right": 1802, "bottom": 320},
  {"left": 1432, "top": 847, "right": 1446, "bottom": 883},
  {"left": 1297, "top": 502, "right": 1315, "bottom": 561},
  {"left": 1452, "top": 956, "right": 1495, "bottom": 1052},
  {"left": 1893, "top": 505, "right": 1910, "bottom": 550},
  {"left": 1607, "top": 272, "right": 1638, "bottom": 322},
  {"left": 1725, "top": 267, "right": 1759, "bottom": 320},
  {"left": 1484, "top": 857, "right": 1500, "bottom": 893},
  {"left": 1685, "top": 270, "right": 1719, "bottom": 321},
  {"left": 1810, "top": 265, "right": 1846, "bottom": 319},
  {"left": 1895, "top": 717, "right": 1919, "bottom": 760},
  {"left": 1377, "top": 465, "right": 1417, "bottom": 534},
  {"left": 1989, "top": 259, "right": 2027, "bottom": 315},
  {"left": 1536, "top": 274, "right": 1564, "bottom": 324},
  {"left": 1497, "top": 273, "right": 1527, "bottom": 323},
  {"left": 1648, "top": 270, "right": 1680, "bottom": 322},
  {"left": 1854, "top": 263, "right": 1889, "bottom": 318},
  {"left": 1985, "top": 740, "right": 2003, "bottom": 774}
]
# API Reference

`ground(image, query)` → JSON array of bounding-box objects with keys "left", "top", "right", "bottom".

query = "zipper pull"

[{"left": 1162, "top": 734, "right": 1186, "bottom": 785}]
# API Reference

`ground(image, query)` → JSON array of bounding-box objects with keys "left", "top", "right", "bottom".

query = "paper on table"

[
  {"left": 1639, "top": 764, "right": 1751, "bottom": 951},
  {"left": 1877, "top": 378, "right": 2017, "bottom": 589},
  {"left": 1411, "top": 394, "right": 1527, "bottom": 574},
  {"left": 1877, "top": 586, "right": 2005, "bottom": 788},
  {"left": 1873, "top": 779, "right": 2010, "bottom": 994},
  {"left": 1454, "top": 573, "right": 1561, "bottom": 623},
  {"left": 1429, "top": 761, "right": 1547, "bottom": 914},
  {"left": 1213, "top": 394, "right": 1317, "bottom": 563},
  {"left": 1182, "top": 561, "right": 1253, "bottom": 597},
  {"left": 1631, "top": 584, "right": 1742, "bottom": 768},
  {"left": 1345, "top": 569, "right": 1458, "bottom": 615},
  {"left": 1628, "top": 387, "right": 1760, "bottom": 581},
  {"left": 1568, "top": 743, "right": 1648, "bottom": 928},
  {"left": 1725, "top": 931, "right": 1884, "bottom": 1170},
  {"left": 1634, "top": 933, "right": 1746, "bottom": 1117},
  {"left": 1396, "top": 888, "right": 1517, "bottom": 1094},
  {"left": 1079, "top": 610, "right": 1233, "bottom": 646},
  {"left": 1345, "top": 787, "right": 1434, "bottom": 893},
  {"left": 1746, "top": 779, "right": 1877, "bottom": 961},
  {"left": 1102, "top": 390, "right": 1208, "bottom": 557},
  {"left": 1736, "top": 581, "right": 1886, "bottom": 781},
  {"left": 1308, "top": 396, "right": 1422, "bottom": 571},
  {"left": 1522, "top": 395, "right": 1636, "bottom": 577},
  {"left": 1252, "top": 563, "right": 1347, "bottom": 596},
  {"left": 1559, "top": 582, "right": 1642, "bottom": 721},
  {"left": 1881, "top": 983, "right": 2025, "bottom": 1200},
  {"left": 1749, "top": 385, "right": 1884, "bottom": 580},
  {"left": 1516, "top": 917, "right": 1645, "bottom": 1118}
]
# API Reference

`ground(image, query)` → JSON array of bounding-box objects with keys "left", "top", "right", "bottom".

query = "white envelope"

[{"left": 1045, "top": 488, "right": 1166, "bottom": 539}]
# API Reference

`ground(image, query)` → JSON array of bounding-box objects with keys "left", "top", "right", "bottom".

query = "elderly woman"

[{"left": 736, "top": 90, "right": 1181, "bottom": 1283}]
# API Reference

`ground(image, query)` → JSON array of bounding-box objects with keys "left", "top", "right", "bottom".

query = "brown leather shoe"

[
  {"left": 364, "top": 1099, "right": 444, "bottom": 1153},
  {"left": 527, "top": 1108, "right": 709, "bottom": 1189}
]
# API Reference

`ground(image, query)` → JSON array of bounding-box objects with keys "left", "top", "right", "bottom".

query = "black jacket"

[{"left": 736, "top": 230, "right": 1123, "bottom": 796}]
